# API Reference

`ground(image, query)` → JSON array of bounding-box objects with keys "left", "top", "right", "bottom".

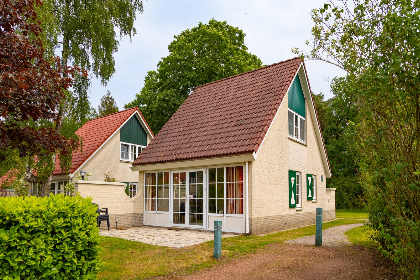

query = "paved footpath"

[
  {"left": 285, "top": 223, "right": 365, "bottom": 246},
  {"left": 99, "top": 226, "right": 236, "bottom": 248}
]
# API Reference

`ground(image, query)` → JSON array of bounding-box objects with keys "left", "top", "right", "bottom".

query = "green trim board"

[
  {"left": 289, "top": 170, "right": 297, "bottom": 208},
  {"left": 307, "top": 174, "right": 314, "bottom": 201},
  {"left": 120, "top": 115, "right": 147, "bottom": 146},
  {"left": 288, "top": 75, "right": 305, "bottom": 117}
]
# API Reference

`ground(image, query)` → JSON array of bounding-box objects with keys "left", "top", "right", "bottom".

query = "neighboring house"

[
  {"left": 30, "top": 107, "right": 154, "bottom": 197},
  {"left": 130, "top": 57, "right": 335, "bottom": 235}
]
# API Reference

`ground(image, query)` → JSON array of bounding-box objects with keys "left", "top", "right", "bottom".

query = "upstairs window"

[
  {"left": 288, "top": 109, "right": 305, "bottom": 143},
  {"left": 120, "top": 142, "right": 146, "bottom": 161}
]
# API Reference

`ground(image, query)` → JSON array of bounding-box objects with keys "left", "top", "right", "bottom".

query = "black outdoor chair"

[{"left": 93, "top": 203, "right": 110, "bottom": 231}]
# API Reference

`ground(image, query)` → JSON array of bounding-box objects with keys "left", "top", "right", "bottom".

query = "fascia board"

[
  {"left": 298, "top": 65, "right": 332, "bottom": 177},
  {"left": 130, "top": 153, "right": 255, "bottom": 172}
]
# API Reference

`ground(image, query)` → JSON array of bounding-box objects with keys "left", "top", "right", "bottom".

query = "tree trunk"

[{"left": 38, "top": 36, "right": 69, "bottom": 197}]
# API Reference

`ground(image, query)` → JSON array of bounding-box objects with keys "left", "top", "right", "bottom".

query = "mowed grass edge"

[{"left": 99, "top": 213, "right": 366, "bottom": 279}]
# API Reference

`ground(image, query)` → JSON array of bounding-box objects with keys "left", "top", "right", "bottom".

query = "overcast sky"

[{"left": 89, "top": 0, "right": 346, "bottom": 110}]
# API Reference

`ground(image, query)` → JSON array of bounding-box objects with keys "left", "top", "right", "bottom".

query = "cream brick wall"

[
  {"left": 77, "top": 181, "right": 143, "bottom": 229},
  {"left": 69, "top": 128, "right": 153, "bottom": 183},
  {"left": 250, "top": 86, "right": 334, "bottom": 234}
]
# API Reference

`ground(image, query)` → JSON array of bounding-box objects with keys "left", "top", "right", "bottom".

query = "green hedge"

[
  {"left": 0, "top": 195, "right": 101, "bottom": 279},
  {"left": 327, "top": 176, "right": 366, "bottom": 209}
]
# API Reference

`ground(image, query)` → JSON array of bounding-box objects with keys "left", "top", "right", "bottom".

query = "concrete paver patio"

[{"left": 99, "top": 226, "right": 237, "bottom": 248}]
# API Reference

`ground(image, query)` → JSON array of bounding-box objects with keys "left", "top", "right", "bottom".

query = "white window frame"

[
  {"left": 144, "top": 171, "right": 170, "bottom": 213},
  {"left": 288, "top": 109, "right": 305, "bottom": 143},
  {"left": 129, "top": 182, "right": 138, "bottom": 198},
  {"left": 120, "top": 142, "right": 146, "bottom": 162},
  {"left": 296, "top": 172, "right": 302, "bottom": 208},
  {"left": 312, "top": 175, "right": 317, "bottom": 201}
]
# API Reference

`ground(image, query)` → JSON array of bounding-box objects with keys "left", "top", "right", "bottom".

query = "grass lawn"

[
  {"left": 98, "top": 211, "right": 369, "bottom": 280},
  {"left": 336, "top": 209, "right": 369, "bottom": 219},
  {"left": 346, "top": 225, "right": 378, "bottom": 247}
]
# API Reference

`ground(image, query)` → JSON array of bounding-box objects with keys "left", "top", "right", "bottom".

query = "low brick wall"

[
  {"left": 76, "top": 181, "right": 143, "bottom": 229},
  {"left": 250, "top": 209, "right": 335, "bottom": 235}
]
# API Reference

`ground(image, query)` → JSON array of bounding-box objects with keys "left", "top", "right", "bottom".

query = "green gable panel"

[
  {"left": 120, "top": 115, "right": 147, "bottom": 146},
  {"left": 288, "top": 75, "right": 305, "bottom": 117}
]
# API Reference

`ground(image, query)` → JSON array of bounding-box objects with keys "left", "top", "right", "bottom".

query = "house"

[
  {"left": 30, "top": 107, "right": 154, "bottom": 197},
  {"left": 130, "top": 57, "right": 335, "bottom": 235}
]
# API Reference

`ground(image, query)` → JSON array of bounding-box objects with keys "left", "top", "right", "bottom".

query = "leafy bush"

[
  {"left": 0, "top": 195, "right": 101, "bottom": 279},
  {"left": 327, "top": 176, "right": 366, "bottom": 209}
]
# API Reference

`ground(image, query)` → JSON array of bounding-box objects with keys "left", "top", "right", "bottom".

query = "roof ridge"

[{"left": 194, "top": 57, "right": 302, "bottom": 90}]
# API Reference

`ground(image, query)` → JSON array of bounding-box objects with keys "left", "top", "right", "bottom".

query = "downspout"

[{"left": 246, "top": 161, "right": 249, "bottom": 234}]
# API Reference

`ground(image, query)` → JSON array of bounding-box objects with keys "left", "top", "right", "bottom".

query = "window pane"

[
  {"left": 217, "top": 199, "right": 224, "bottom": 214},
  {"left": 288, "top": 111, "right": 294, "bottom": 135},
  {"left": 217, "top": 168, "right": 224, "bottom": 182},
  {"left": 157, "top": 172, "right": 164, "bottom": 185},
  {"left": 295, "top": 115, "right": 299, "bottom": 138},
  {"left": 209, "top": 168, "right": 216, "bottom": 183},
  {"left": 217, "top": 183, "right": 224, "bottom": 198},
  {"left": 236, "top": 199, "right": 244, "bottom": 214},
  {"left": 227, "top": 199, "right": 235, "bottom": 214},
  {"left": 158, "top": 199, "right": 169, "bottom": 212},
  {"left": 164, "top": 172, "right": 170, "bottom": 184},
  {"left": 226, "top": 167, "right": 234, "bottom": 182},
  {"left": 157, "top": 186, "right": 164, "bottom": 198},
  {"left": 131, "top": 145, "right": 136, "bottom": 161},
  {"left": 163, "top": 184, "right": 169, "bottom": 198},
  {"left": 235, "top": 182, "right": 243, "bottom": 199},
  {"left": 235, "top": 166, "right": 243, "bottom": 181},
  {"left": 209, "top": 199, "right": 216, "bottom": 213},
  {"left": 197, "top": 171, "right": 203, "bottom": 183},
  {"left": 209, "top": 183, "right": 216, "bottom": 198},
  {"left": 121, "top": 144, "right": 129, "bottom": 159},
  {"left": 226, "top": 183, "right": 234, "bottom": 198},
  {"left": 173, "top": 199, "right": 180, "bottom": 212},
  {"left": 145, "top": 199, "right": 156, "bottom": 211},
  {"left": 189, "top": 172, "right": 197, "bottom": 184},
  {"left": 300, "top": 118, "right": 305, "bottom": 141}
]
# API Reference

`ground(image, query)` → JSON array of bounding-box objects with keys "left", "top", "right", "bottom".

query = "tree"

[
  {"left": 297, "top": 0, "right": 420, "bottom": 276},
  {"left": 125, "top": 19, "right": 263, "bottom": 133},
  {"left": 26, "top": 0, "right": 143, "bottom": 196},
  {"left": 98, "top": 90, "right": 119, "bottom": 117},
  {"left": 0, "top": 0, "right": 77, "bottom": 171}
]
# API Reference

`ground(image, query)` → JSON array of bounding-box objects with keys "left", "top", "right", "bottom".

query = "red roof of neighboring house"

[
  {"left": 133, "top": 57, "right": 305, "bottom": 166},
  {"left": 54, "top": 107, "right": 153, "bottom": 175}
]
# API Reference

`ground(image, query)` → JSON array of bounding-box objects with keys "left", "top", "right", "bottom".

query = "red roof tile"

[
  {"left": 54, "top": 107, "right": 152, "bottom": 175},
  {"left": 133, "top": 57, "right": 303, "bottom": 166}
]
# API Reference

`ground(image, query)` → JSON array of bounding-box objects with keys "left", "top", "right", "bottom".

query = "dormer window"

[
  {"left": 288, "top": 75, "right": 306, "bottom": 144},
  {"left": 120, "top": 142, "right": 146, "bottom": 161}
]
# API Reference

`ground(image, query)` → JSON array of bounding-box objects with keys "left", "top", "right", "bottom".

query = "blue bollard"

[
  {"left": 214, "top": 220, "right": 222, "bottom": 259},
  {"left": 315, "top": 207, "right": 323, "bottom": 246}
]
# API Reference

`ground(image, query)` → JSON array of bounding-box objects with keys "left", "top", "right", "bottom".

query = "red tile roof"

[
  {"left": 54, "top": 107, "right": 153, "bottom": 175},
  {"left": 133, "top": 57, "right": 303, "bottom": 166}
]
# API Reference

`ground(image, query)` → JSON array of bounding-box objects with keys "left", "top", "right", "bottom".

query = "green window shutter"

[
  {"left": 307, "top": 174, "right": 313, "bottom": 201},
  {"left": 289, "top": 170, "right": 297, "bottom": 208}
]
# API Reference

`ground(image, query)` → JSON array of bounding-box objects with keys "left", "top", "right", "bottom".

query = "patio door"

[
  {"left": 171, "top": 170, "right": 205, "bottom": 227},
  {"left": 188, "top": 171, "right": 204, "bottom": 227}
]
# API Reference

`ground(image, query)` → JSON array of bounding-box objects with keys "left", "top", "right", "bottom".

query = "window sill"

[
  {"left": 288, "top": 135, "right": 306, "bottom": 146},
  {"left": 296, "top": 207, "right": 303, "bottom": 211},
  {"left": 120, "top": 159, "right": 133, "bottom": 163},
  {"left": 312, "top": 200, "right": 317, "bottom": 203}
]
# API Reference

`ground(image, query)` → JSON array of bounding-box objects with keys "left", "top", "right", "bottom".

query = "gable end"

[{"left": 120, "top": 115, "right": 148, "bottom": 146}]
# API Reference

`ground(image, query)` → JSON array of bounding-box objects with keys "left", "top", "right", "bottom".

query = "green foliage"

[
  {"left": 98, "top": 90, "right": 119, "bottom": 117},
  {"left": 302, "top": 0, "right": 420, "bottom": 277},
  {"left": 103, "top": 172, "right": 117, "bottom": 182},
  {"left": 0, "top": 195, "right": 101, "bottom": 279},
  {"left": 35, "top": 0, "right": 143, "bottom": 84},
  {"left": 328, "top": 176, "right": 365, "bottom": 209},
  {"left": 125, "top": 19, "right": 263, "bottom": 133}
]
